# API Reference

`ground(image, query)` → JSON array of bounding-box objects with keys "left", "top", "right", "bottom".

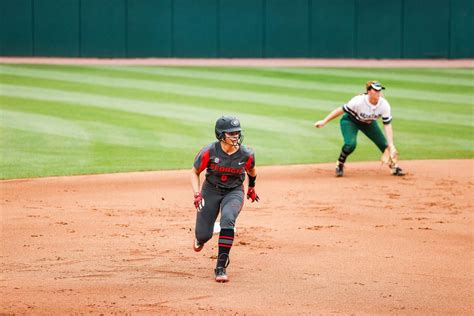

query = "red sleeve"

[
  {"left": 194, "top": 148, "right": 210, "bottom": 174},
  {"left": 245, "top": 154, "right": 255, "bottom": 171}
]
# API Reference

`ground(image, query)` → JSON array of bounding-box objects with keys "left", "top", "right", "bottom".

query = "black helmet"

[{"left": 215, "top": 115, "right": 243, "bottom": 144}]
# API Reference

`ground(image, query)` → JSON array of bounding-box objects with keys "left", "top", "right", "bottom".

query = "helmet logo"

[{"left": 231, "top": 119, "right": 240, "bottom": 127}]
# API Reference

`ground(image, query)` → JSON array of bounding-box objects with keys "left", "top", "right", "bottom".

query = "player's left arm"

[
  {"left": 381, "top": 100, "right": 399, "bottom": 165},
  {"left": 381, "top": 99, "right": 395, "bottom": 146},
  {"left": 246, "top": 167, "right": 256, "bottom": 178},
  {"left": 246, "top": 167, "right": 259, "bottom": 202},
  {"left": 383, "top": 123, "right": 394, "bottom": 146},
  {"left": 245, "top": 150, "right": 259, "bottom": 202},
  {"left": 381, "top": 123, "right": 399, "bottom": 165}
]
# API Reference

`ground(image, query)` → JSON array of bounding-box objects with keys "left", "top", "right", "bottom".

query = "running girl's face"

[{"left": 224, "top": 131, "right": 240, "bottom": 146}]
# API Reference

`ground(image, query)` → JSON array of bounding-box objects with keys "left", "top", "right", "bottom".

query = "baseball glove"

[{"left": 381, "top": 144, "right": 398, "bottom": 167}]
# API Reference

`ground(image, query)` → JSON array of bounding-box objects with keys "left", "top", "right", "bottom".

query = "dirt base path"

[{"left": 1, "top": 160, "right": 472, "bottom": 314}]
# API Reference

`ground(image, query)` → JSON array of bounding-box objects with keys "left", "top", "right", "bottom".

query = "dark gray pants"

[{"left": 195, "top": 181, "right": 244, "bottom": 244}]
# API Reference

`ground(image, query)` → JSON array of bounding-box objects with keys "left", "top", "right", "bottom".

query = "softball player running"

[
  {"left": 191, "top": 115, "right": 259, "bottom": 283},
  {"left": 314, "top": 81, "right": 405, "bottom": 177}
]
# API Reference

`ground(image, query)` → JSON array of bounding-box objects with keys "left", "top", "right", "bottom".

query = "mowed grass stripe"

[
  {"left": 103, "top": 65, "right": 473, "bottom": 116},
  {"left": 1, "top": 95, "right": 470, "bottom": 160},
  {"left": 0, "top": 73, "right": 321, "bottom": 122},
  {"left": 103, "top": 65, "right": 474, "bottom": 110},
  {"left": 0, "top": 100, "right": 340, "bottom": 177},
  {"left": 1, "top": 65, "right": 471, "bottom": 121},
  {"left": 0, "top": 87, "right": 313, "bottom": 136},
  {"left": 2, "top": 79, "right": 470, "bottom": 127},
  {"left": 1, "top": 108, "right": 202, "bottom": 149},
  {"left": 2, "top": 64, "right": 471, "bottom": 105},
  {"left": 3, "top": 71, "right": 469, "bottom": 122},
  {"left": 254, "top": 68, "right": 473, "bottom": 101},
  {"left": 0, "top": 64, "right": 354, "bottom": 103},
  {"left": 2, "top": 65, "right": 471, "bottom": 126},
  {"left": 265, "top": 67, "right": 473, "bottom": 87},
  {"left": 0, "top": 65, "right": 340, "bottom": 111},
  {"left": 396, "top": 68, "right": 474, "bottom": 76},
  {"left": 1, "top": 125, "right": 192, "bottom": 179},
  {"left": 0, "top": 94, "right": 207, "bottom": 136},
  {"left": 202, "top": 66, "right": 473, "bottom": 80},
  {"left": 3, "top": 92, "right": 470, "bottom": 146},
  {"left": 1, "top": 64, "right": 472, "bottom": 179},
  {"left": 141, "top": 65, "right": 473, "bottom": 92}
]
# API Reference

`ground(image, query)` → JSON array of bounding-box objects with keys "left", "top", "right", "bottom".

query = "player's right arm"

[
  {"left": 191, "top": 145, "right": 211, "bottom": 193},
  {"left": 191, "top": 167, "right": 205, "bottom": 211},
  {"left": 314, "top": 106, "right": 344, "bottom": 128},
  {"left": 190, "top": 167, "right": 201, "bottom": 196},
  {"left": 191, "top": 145, "right": 211, "bottom": 210}
]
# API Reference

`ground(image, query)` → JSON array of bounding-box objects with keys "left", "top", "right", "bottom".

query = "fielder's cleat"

[
  {"left": 392, "top": 166, "right": 406, "bottom": 176},
  {"left": 193, "top": 239, "right": 204, "bottom": 252},
  {"left": 214, "top": 266, "right": 229, "bottom": 283},
  {"left": 335, "top": 163, "right": 344, "bottom": 177}
]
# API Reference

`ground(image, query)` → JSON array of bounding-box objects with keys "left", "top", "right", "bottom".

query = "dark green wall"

[
  {"left": 219, "top": 0, "right": 264, "bottom": 57},
  {"left": 33, "top": 0, "right": 79, "bottom": 56},
  {"left": 265, "top": 0, "right": 310, "bottom": 57},
  {"left": 451, "top": 0, "right": 474, "bottom": 58},
  {"left": 0, "top": 0, "right": 472, "bottom": 58},
  {"left": 81, "top": 0, "right": 127, "bottom": 57},
  {"left": 0, "top": 0, "right": 33, "bottom": 56},
  {"left": 404, "top": 0, "right": 450, "bottom": 58},
  {"left": 356, "top": 0, "right": 402, "bottom": 58},
  {"left": 173, "top": 0, "right": 218, "bottom": 57},
  {"left": 128, "top": 0, "right": 172, "bottom": 57},
  {"left": 311, "top": 0, "right": 355, "bottom": 57}
]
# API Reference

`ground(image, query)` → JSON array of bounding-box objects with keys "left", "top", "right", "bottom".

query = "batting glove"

[
  {"left": 246, "top": 187, "right": 260, "bottom": 203},
  {"left": 193, "top": 192, "right": 205, "bottom": 211}
]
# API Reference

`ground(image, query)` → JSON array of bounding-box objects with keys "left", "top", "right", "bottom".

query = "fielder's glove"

[
  {"left": 193, "top": 192, "right": 205, "bottom": 211},
  {"left": 381, "top": 144, "right": 398, "bottom": 167},
  {"left": 246, "top": 187, "right": 260, "bottom": 203}
]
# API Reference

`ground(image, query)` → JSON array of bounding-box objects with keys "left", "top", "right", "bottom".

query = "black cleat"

[
  {"left": 214, "top": 266, "right": 229, "bottom": 283},
  {"left": 335, "top": 163, "right": 344, "bottom": 177},
  {"left": 392, "top": 166, "right": 406, "bottom": 176}
]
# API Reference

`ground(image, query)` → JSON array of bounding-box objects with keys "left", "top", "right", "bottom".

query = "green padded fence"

[{"left": 0, "top": 0, "right": 472, "bottom": 58}]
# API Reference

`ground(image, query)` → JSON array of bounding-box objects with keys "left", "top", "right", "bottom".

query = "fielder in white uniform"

[{"left": 314, "top": 80, "right": 405, "bottom": 177}]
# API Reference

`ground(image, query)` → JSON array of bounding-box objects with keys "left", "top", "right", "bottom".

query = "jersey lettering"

[
  {"left": 193, "top": 141, "right": 256, "bottom": 189},
  {"left": 210, "top": 163, "right": 244, "bottom": 174},
  {"left": 343, "top": 94, "right": 392, "bottom": 124}
]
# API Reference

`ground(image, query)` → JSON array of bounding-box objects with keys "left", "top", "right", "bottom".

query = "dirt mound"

[{"left": 1, "top": 159, "right": 472, "bottom": 314}]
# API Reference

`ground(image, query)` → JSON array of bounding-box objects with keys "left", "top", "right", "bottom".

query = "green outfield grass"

[{"left": 0, "top": 64, "right": 473, "bottom": 179}]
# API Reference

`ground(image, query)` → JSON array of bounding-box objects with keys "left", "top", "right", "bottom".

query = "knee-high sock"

[
  {"left": 338, "top": 150, "right": 349, "bottom": 165},
  {"left": 217, "top": 228, "right": 234, "bottom": 268}
]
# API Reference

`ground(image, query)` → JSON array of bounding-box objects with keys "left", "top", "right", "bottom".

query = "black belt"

[{"left": 205, "top": 180, "right": 238, "bottom": 192}]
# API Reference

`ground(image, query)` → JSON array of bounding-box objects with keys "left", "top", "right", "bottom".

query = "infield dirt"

[{"left": 1, "top": 159, "right": 472, "bottom": 314}]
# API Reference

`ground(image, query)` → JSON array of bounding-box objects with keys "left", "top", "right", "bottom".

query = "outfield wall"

[{"left": 1, "top": 0, "right": 472, "bottom": 58}]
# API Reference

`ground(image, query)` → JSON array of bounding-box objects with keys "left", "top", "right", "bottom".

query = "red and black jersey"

[{"left": 193, "top": 141, "right": 255, "bottom": 190}]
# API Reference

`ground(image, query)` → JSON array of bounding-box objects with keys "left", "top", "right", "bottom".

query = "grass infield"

[{"left": 0, "top": 64, "right": 472, "bottom": 179}]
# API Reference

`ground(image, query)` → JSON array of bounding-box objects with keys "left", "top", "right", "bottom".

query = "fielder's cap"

[{"left": 366, "top": 80, "right": 385, "bottom": 91}]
